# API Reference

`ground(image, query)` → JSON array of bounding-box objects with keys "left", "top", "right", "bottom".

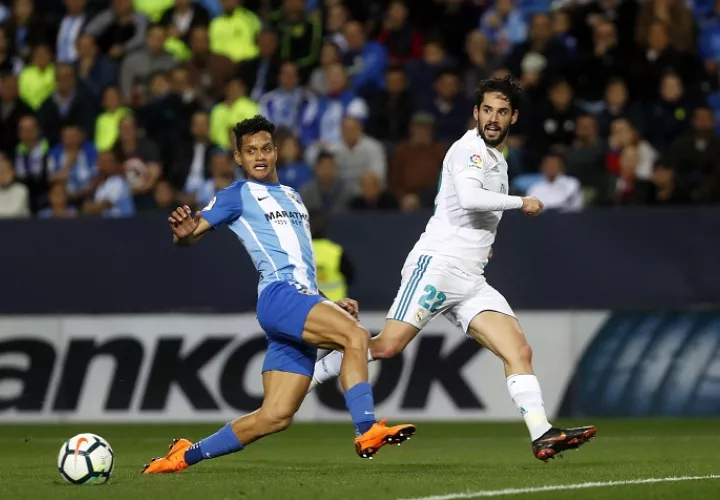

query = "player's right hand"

[
  {"left": 169, "top": 205, "right": 202, "bottom": 239},
  {"left": 520, "top": 196, "right": 544, "bottom": 216}
]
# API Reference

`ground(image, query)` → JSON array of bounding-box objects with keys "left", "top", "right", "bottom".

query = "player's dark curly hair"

[
  {"left": 232, "top": 115, "right": 276, "bottom": 150},
  {"left": 476, "top": 76, "right": 523, "bottom": 112}
]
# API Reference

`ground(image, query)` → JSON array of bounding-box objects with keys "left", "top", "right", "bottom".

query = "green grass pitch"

[{"left": 2, "top": 419, "right": 719, "bottom": 500}]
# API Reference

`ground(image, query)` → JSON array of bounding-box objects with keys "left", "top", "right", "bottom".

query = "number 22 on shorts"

[{"left": 417, "top": 285, "right": 446, "bottom": 312}]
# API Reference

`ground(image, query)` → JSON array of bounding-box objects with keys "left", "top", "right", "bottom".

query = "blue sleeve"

[
  {"left": 352, "top": 44, "right": 387, "bottom": 91},
  {"left": 200, "top": 182, "right": 244, "bottom": 228},
  {"left": 699, "top": 25, "right": 715, "bottom": 61}
]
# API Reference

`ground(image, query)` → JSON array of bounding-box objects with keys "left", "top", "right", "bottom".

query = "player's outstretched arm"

[
  {"left": 453, "top": 165, "right": 543, "bottom": 216},
  {"left": 169, "top": 205, "right": 212, "bottom": 247}
]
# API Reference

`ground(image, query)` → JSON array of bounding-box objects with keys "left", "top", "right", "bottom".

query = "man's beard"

[{"left": 478, "top": 124, "right": 510, "bottom": 147}]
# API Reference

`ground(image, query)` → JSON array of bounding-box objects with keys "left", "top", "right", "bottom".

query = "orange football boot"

[
  {"left": 141, "top": 438, "right": 192, "bottom": 474},
  {"left": 354, "top": 419, "right": 416, "bottom": 459}
]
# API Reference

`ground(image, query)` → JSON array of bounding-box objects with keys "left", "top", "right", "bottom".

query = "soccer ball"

[{"left": 57, "top": 433, "right": 114, "bottom": 485}]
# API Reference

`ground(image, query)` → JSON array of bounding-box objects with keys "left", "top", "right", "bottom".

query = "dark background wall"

[{"left": 2, "top": 207, "right": 719, "bottom": 314}]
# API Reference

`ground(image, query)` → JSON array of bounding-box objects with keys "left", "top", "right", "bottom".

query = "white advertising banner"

[{"left": 0, "top": 312, "right": 607, "bottom": 422}]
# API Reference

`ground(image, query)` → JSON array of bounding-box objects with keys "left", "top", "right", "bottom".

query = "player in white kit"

[{"left": 308, "top": 76, "right": 596, "bottom": 461}]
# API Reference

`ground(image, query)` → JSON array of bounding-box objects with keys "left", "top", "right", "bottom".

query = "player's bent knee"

[
  {"left": 371, "top": 337, "right": 403, "bottom": 359},
  {"left": 339, "top": 324, "right": 370, "bottom": 352}
]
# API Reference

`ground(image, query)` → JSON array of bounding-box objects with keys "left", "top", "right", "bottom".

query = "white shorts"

[{"left": 386, "top": 253, "right": 515, "bottom": 335}]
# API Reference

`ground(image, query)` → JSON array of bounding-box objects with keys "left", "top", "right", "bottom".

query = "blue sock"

[
  {"left": 344, "top": 381, "right": 377, "bottom": 436},
  {"left": 184, "top": 422, "right": 244, "bottom": 466}
]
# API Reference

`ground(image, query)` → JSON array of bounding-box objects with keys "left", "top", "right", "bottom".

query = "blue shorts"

[{"left": 256, "top": 280, "right": 326, "bottom": 378}]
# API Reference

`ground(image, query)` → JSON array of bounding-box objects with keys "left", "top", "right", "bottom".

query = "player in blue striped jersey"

[{"left": 142, "top": 116, "right": 414, "bottom": 475}]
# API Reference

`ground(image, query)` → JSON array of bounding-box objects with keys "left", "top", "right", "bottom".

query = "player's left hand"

[{"left": 336, "top": 298, "right": 359, "bottom": 320}]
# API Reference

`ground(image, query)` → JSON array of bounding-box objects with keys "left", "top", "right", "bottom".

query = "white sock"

[
  {"left": 307, "top": 349, "right": 374, "bottom": 393},
  {"left": 506, "top": 374, "right": 552, "bottom": 441}
]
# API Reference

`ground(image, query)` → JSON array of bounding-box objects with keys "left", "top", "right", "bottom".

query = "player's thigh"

[
  {"left": 302, "top": 300, "right": 369, "bottom": 351},
  {"left": 446, "top": 282, "right": 528, "bottom": 362},
  {"left": 386, "top": 254, "right": 463, "bottom": 332},
  {"left": 260, "top": 369, "right": 311, "bottom": 419}
]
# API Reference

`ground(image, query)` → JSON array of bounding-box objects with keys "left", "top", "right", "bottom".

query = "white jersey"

[{"left": 408, "top": 129, "right": 522, "bottom": 276}]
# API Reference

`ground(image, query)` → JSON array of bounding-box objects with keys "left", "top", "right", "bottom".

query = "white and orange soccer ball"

[{"left": 57, "top": 433, "right": 114, "bottom": 485}]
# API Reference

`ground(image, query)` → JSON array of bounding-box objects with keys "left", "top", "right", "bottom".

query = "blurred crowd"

[{"left": 0, "top": 0, "right": 719, "bottom": 219}]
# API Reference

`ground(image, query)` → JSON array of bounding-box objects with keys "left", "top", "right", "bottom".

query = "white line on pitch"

[{"left": 397, "top": 474, "right": 720, "bottom": 500}]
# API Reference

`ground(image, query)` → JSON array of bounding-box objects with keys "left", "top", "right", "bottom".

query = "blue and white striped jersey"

[{"left": 201, "top": 179, "right": 317, "bottom": 295}]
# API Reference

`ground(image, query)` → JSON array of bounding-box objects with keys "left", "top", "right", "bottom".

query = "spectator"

[
  {"left": 0, "top": 152, "right": 30, "bottom": 218},
  {"left": 463, "top": 30, "right": 497, "bottom": 103},
  {"left": 636, "top": 0, "right": 695, "bottom": 53},
  {"left": 208, "top": 0, "right": 261, "bottom": 63},
  {"left": 421, "top": 69, "right": 471, "bottom": 143},
  {"left": 75, "top": 34, "right": 117, "bottom": 104},
  {"left": 82, "top": 149, "right": 135, "bottom": 217},
  {"left": 209, "top": 78, "right": 260, "bottom": 148},
  {"left": 94, "top": 86, "right": 131, "bottom": 152},
  {"left": 37, "top": 63, "right": 97, "bottom": 146},
  {"left": 627, "top": 20, "right": 697, "bottom": 102},
  {"left": 607, "top": 118, "right": 658, "bottom": 181},
  {"left": 433, "top": 0, "right": 483, "bottom": 58},
  {"left": 240, "top": 29, "right": 282, "bottom": 102},
  {"left": 267, "top": 0, "right": 323, "bottom": 81},
  {"left": 342, "top": 21, "right": 388, "bottom": 96},
  {"left": 389, "top": 112, "right": 446, "bottom": 207},
  {"left": 182, "top": 26, "right": 237, "bottom": 105},
  {"left": 610, "top": 145, "right": 654, "bottom": 205},
  {"left": 14, "top": 114, "right": 49, "bottom": 213},
  {"left": 564, "top": 114, "right": 607, "bottom": 198},
  {"left": 37, "top": 181, "right": 78, "bottom": 218},
  {"left": 646, "top": 72, "right": 693, "bottom": 150},
  {"left": 112, "top": 115, "right": 162, "bottom": 209},
  {"left": 119, "top": 24, "right": 177, "bottom": 105},
  {"left": 700, "top": 0, "right": 720, "bottom": 76},
  {"left": 575, "top": 18, "right": 626, "bottom": 105},
  {"left": 527, "top": 153, "right": 583, "bottom": 212},
  {"left": 308, "top": 41, "right": 341, "bottom": 96},
  {"left": 159, "top": 0, "right": 210, "bottom": 44},
  {"left": 670, "top": 106, "right": 720, "bottom": 196},
  {"left": 150, "top": 179, "right": 176, "bottom": 214},
  {"left": 505, "top": 13, "right": 574, "bottom": 85},
  {"left": 648, "top": 159, "right": 690, "bottom": 205},
  {"left": 479, "top": 0, "right": 527, "bottom": 56},
  {"left": 323, "top": 2, "right": 349, "bottom": 53},
  {"left": 194, "top": 150, "right": 237, "bottom": 207},
  {"left": 376, "top": 1, "right": 422, "bottom": 66},
  {"left": 300, "top": 151, "right": 353, "bottom": 213},
  {"left": 170, "top": 66, "right": 202, "bottom": 126},
  {"left": 137, "top": 71, "right": 190, "bottom": 167},
  {"left": 46, "top": 122, "right": 97, "bottom": 201},
  {"left": 167, "top": 110, "right": 217, "bottom": 199},
  {"left": 365, "top": 66, "right": 414, "bottom": 145},
  {"left": 84, "top": 0, "right": 149, "bottom": 61},
  {"left": 349, "top": 171, "right": 399, "bottom": 210},
  {"left": 571, "top": 0, "right": 638, "bottom": 52},
  {"left": 259, "top": 62, "right": 317, "bottom": 137},
  {"left": 597, "top": 78, "right": 644, "bottom": 139},
  {"left": 277, "top": 134, "right": 312, "bottom": 191},
  {"left": 405, "top": 39, "right": 453, "bottom": 106},
  {"left": 0, "top": 25, "right": 24, "bottom": 75},
  {"left": 552, "top": 9, "right": 578, "bottom": 54},
  {"left": 56, "top": 0, "right": 90, "bottom": 64},
  {"left": 300, "top": 63, "right": 368, "bottom": 154},
  {"left": 0, "top": 74, "right": 33, "bottom": 157},
  {"left": 18, "top": 43, "right": 55, "bottom": 111},
  {"left": 5, "top": 0, "right": 58, "bottom": 60},
  {"left": 332, "top": 116, "right": 387, "bottom": 189},
  {"left": 527, "top": 79, "right": 580, "bottom": 166}
]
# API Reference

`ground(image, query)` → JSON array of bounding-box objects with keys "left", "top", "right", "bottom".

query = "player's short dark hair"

[
  {"left": 476, "top": 75, "right": 523, "bottom": 112},
  {"left": 232, "top": 115, "right": 276, "bottom": 149}
]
